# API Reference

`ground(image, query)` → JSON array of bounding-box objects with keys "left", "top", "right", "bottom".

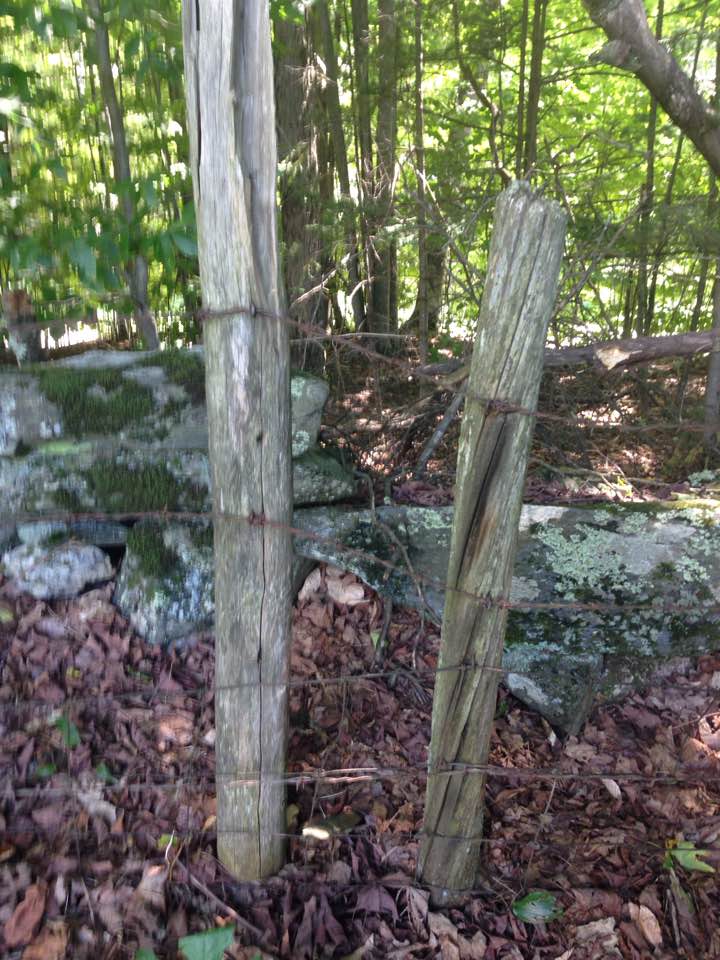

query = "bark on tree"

[
  {"left": 522, "top": 0, "right": 548, "bottom": 176},
  {"left": 582, "top": 0, "right": 720, "bottom": 178},
  {"left": 182, "top": 0, "right": 292, "bottom": 879},
  {"left": 372, "top": 0, "right": 399, "bottom": 334},
  {"left": 414, "top": 0, "right": 429, "bottom": 361},
  {"left": 417, "top": 182, "right": 566, "bottom": 905},
  {"left": 635, "top": 0, "right": 663, "bottom": 336},
  {"left": 317, "top": 0, "right": 365, "bottom": 330},
  {"left": 86, "top": 0, "right": 159, "bottom": 349},
  {"left": 703, "top": 31, "right": 720, "bottom": 451},
  {"left": 274, "top": 9, "right": 331, "bottom": 369}
]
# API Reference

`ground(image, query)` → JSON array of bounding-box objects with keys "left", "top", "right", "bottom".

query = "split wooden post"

[
  {"left": 182, "top": 1, "right": 292, "bottom": 878},
  {"left": 417, "top": 182, "right": 566, "bottom": 904}
]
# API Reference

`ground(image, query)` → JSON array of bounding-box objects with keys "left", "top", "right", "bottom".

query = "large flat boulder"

[{"left": 114, "top": 502, "right": 720, "bottom": 731}]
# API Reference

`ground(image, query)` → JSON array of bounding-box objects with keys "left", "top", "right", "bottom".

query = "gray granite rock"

[{"left": 2, "top": 541, "right": 113, "bottom": 599}]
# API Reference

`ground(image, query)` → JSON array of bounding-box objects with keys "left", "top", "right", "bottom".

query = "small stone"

[{"left": 2, "top": 542, "right": 113, "bottom": 599}]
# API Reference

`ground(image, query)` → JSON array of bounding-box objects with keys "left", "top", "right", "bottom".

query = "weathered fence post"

[
  {"left": 182, "top": 1, "right": 292, "bottom": 878},
  {"left": 417, "top": 182, "right": 566, "bottom": 904}
]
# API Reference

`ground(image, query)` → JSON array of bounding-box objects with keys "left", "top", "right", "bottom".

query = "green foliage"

[
  {"left": 35, "top": 367, "right": 154, "bottom": 436},
  {"left": 53, "top": 713, "right": 81, "bottom": 748},
  {"left": 135, "top": 949, "right": 159, "bottom": 960},
  {"left": 663, "top": 839, "right": 716, "bottom": 874},
  {"left": 511, "top": 890, "right": 564, "bottom": 924},
  {"left": 178, "top": 926, "right": 235, "bottom": 960},
  {"left": 2, "top": 0, "right": 719, "bottom": 350}
]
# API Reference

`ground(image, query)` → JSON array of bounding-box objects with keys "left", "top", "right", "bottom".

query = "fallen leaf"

[
  {"left": 22, "top": 920, "right": 68, "bottom": 960},
  {"left": 628, "top": 902, "right": 662, "bottom": 948},
  {"left": 4, "top": 882, "right": 47, "bottom": 948},
  {"left": 601, "top": 778, "right": 622, "bottom": 801}
]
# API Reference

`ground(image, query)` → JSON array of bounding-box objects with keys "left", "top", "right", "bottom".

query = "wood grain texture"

[
  {"left": 417, "top": 182, "right": 566, "bottom": 904},
  {"left": 182, "top": 0, "right": 292, "bottom": 879}
]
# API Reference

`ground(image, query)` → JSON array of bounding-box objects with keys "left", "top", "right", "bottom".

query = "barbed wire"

[
  {"left": 8, "top": 503, "right": 720, "bottom": 619},
  {"left": 3, "top": 755, "right": 720, "bottom": 802}
]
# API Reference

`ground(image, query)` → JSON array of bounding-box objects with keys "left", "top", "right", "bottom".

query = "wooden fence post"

[
  {"left": 182, "top": 0, "right": 292, "bottom": 878},
  {"left": 417, "top": 181, "right": 566, "bottom": 904}
]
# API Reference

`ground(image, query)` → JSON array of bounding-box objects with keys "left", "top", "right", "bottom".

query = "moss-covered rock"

[{"left": 0, "top": 348, "right": 331, "bottom": 457}]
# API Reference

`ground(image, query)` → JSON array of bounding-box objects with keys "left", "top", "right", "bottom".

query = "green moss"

[
  {"left": 83, "top": 461, "right": 204, "bottom": 513},
  {"left": 35, "top": 367, "right": 153, "bottom": 436},
  {"left": 127, "top": 522, "right": 178, "bottom": 580},
  {"left": 139, "top": 350, "right": 205, "bottom": 404}
]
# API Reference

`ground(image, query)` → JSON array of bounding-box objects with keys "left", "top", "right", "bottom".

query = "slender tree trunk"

[
  {"left": 371, "top": 0, "right": 398, "bottom": 334},
  {"left": 351, "top": 0, "right": 377, "bottom": 330},
  {"left": 516, "top": 0, "right": 530, "bottom": 179},
  {"left": 182, "top": 0, "right": 292, "bottom": 879},
  {"left": 704, "top": 32, "right": 720, "bottom": 452},
  {"left": 418, "top": 182, "right": 566, "bottom": 905},
  {"left": 635, "top": 0, "right": 663, "bottom": 337},
  {"left": 522, "top": 0, "right": 548, "bottom": 177},
  {"left": 317, "top": 0, "right": 365, "bottom": 330},
  {"left": 86, "top": 0, "right": 159, "bottom": 348},
  {"left": 414, "top": 0, "right": 429, "bottom": 361},
  {"left": 274, "top": 10, "right": 329, "bottom": 369}
]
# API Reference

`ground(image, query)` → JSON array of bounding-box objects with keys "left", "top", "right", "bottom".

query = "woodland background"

[{"left": 3, "top": 0, "right": 719, "bottom": 366}]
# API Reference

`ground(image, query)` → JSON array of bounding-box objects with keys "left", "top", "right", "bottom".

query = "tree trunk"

[
  {"left": 417, "top": 182, "right": 566, "bottom": 905},
  {"left": 274, "top": 10, "right": 329, "bottom": 370},
  {"left": 414, "top": 0, "right": 429, "bottom": 361},
  {"left": 522, "top": 0, "right": 548, "bottom": 177},
  {"left": 182, "top": 0, "right": 292, "bottom": 879},
  {"left": 317, "top": 0, "right": 365, "bottom": 330},
  {"left": 635, "top": 0, "right": 663, "bottom": 337},
  {"left": 86, "top": 0, "right": 159, "bottom": 349},
  {"left": 372, "top": 0, "right": 398, "bottom": 335},
  {"left": 703, "top": 31, "right": 720, "bottom": 452},
  {"left": 351, "top": 0, "right": 378, "bottom": 332},
  {"left": 516, "top": 0, "right": 530, "bottom": 179},
  {"left": 582, "top": 0, "right": 720, "bottom": 177}
]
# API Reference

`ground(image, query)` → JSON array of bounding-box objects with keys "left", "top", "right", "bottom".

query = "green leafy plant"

[
  {"left": 511, "top": 890, "right": 564, "bottom": 924},
  {"left": 178, "top": 925, "right": 235, "bottom": 960},
  {"left": 53, "top": 714, "right": 81, "bottom": 748},
  {"left": 663, "top": 840, "right": 715, "bottom": 874}
]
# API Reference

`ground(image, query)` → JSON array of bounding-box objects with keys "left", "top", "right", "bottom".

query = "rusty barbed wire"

[
  {"left": 7, "top": 504, "right": 720, "bottom": 619},
  {"left": 3, "top": 755, "right": 720, "bottom": 803}
]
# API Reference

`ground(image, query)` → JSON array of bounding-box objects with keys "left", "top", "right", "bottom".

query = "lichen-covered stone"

[
  {"left": 2, "top": 541, "right": 112, "bottom": 599},
  {"left": 292, "top": 450, "right": 356, "bottom": 505},
  {"left": 114, "top": 520, "right": 215, "bottom": 645},
  {"left": 290, "top": 373, "right": 330, "bottom": 457},
  {"left": 0, "top": 443, "right": 354, "bottom": 517},
  {"left": 115, "top": 519, "right": 312, "bottom": 645},
  {"left": 16, "top": 518, "right": 128, "bottom": 548},
  {"left": 290, "top": 502, "right": 720, "bottom": 731},
  {"left": 0, "top": 375, "right": 62, "bottom": 455},
  {"left": 0, "top": 349, "right": 329, "bottom": 456}
]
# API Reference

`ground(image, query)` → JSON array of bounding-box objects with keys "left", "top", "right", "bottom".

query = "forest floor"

[{"left": 1, "top": 353, "right": 720, "bottom": 959}]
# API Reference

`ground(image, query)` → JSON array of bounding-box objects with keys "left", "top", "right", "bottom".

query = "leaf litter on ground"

[{"left": 0, "top": 554, "right": 719, "bottom": 958}]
